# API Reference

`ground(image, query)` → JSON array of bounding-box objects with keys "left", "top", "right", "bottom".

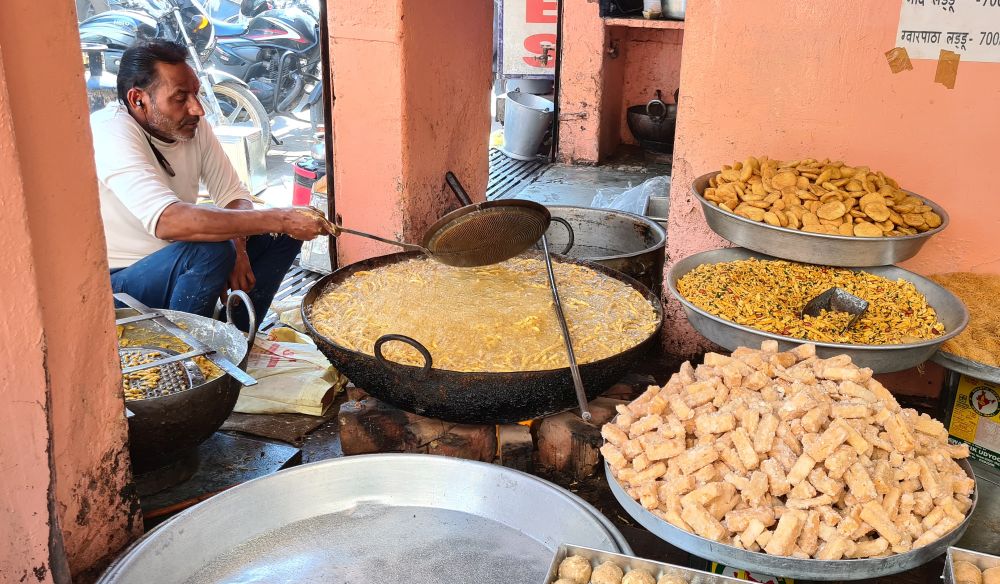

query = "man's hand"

[
  {"left": 282, "top": 208, "right": 329, "bottom": 241},
  {"left": 228, "top": 245, "right": 256, "bottom": 293}
]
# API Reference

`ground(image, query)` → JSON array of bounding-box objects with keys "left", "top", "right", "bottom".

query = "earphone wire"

[{"left": 144, "top": 133, "right": 176, "bottom": 178}]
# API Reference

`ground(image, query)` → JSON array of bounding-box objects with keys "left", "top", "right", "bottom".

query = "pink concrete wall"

[
  {"left": 0, "top": 0, "right": 140, "bottom": 578},
  {"left": 400, "top": 0, "right": 492, "bottom": 237},
  {"left": 666, "top": 0, "right": 1000, "bottom": 356},
  {"left": 329, "top": 0, "right": 492, "bottom": 265},
  {"left": 618, "top": 28, "right": 683, "bottom": 146},
  {"left": 556, "top": 0, "right": 608, "bottom": 164},
  {"left": 0, "top": 51, "right": 60, "bottom": 584}
]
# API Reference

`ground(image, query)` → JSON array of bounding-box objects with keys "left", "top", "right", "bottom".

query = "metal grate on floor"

[
  {"left": 486, "top": 148, "right": 548, "bottom": 200},
  {"left": 260, "top": 260, "right": 323, "bottom": 331}
]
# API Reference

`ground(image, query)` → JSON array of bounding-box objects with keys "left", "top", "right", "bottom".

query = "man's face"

[{"left": 143, "top": 62, "right": 205, "bottom": 142}]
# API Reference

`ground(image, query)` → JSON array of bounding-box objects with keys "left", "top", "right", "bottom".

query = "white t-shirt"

[{"left": 91, "top": 103, "right": 251, "bottom": 269}]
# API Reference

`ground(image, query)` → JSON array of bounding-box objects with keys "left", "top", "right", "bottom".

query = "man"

[{"left": 92, "top": 40, "right": 327, "bottom": 330}]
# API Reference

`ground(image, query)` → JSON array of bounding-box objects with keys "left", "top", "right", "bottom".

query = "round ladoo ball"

[
  {"left": 622, "top": 568, "right": 656, "bottom": 584},
  {"left": 657, "top": 574, "right": 688, "bottom": 584},
  {"left": 591, "top": 560, "right": 625, "bottom": 584},
  {"left": 557, "top": 555, "right": 592, "bottom": 584}
]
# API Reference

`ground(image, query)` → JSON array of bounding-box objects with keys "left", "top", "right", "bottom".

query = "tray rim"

[
  {"left": 98, "top": 453, "right": 632, "bottom": 583},
  {"left": 604, "top": 457, "right": 978, "bottom": 581},
  {"left": 666, "top": 247, "right": 969, "bottom": 353},
  {"left": 543, "top": 543, "right": 747, "bottom": 584},
  {"left": 691, "top": 171, "right": 951, "bottom": 244},
  {"left": 932, "top": 350, "right": 1000, "bottom": 385},
  {"left": 944, "top": 546, "right": 1000, "bottom": 584}
]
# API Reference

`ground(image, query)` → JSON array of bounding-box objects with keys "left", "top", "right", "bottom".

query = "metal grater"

[{"left": 120, "top": 347, "right": 206, "bottom": 400}]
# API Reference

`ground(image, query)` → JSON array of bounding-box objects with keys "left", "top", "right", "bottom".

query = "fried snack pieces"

[
  {"left": 703, "top": 157, "right": 943, "bottom": 238},
  {"left": 930, "top": 272, "right": 1000, "bottom": 368},
  {"left": 601, "top": 342, "right": 973, "bottom": 560},
  {"left": 677, "top": 259, "right": 945, "bottom": 345}
]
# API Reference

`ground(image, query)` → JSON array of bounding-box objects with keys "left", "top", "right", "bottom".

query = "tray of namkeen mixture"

[
  {"left": 930, "top": 273, "right": 1000, "bottom": 384},
  {"left": 545, "top": 544, "right": 744, "bottom": 584},
  {"left": 692, "top": 157, "right": 948, "bottom": 266},
  {"left": 944, "top": 546, "right": 1000, "bottom": 584},
  {"left": 668, "top": 247, "right": 968, "bottom": 373},
  {"left": 601, "top": 341, "right": 978, "bottom": 581}
]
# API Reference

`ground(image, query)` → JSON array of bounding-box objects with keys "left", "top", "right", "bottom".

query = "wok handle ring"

[
  {"left": 225, "top": 290, "right": 257, "bottom": 347},
  {"left": 374, "top": 334, "right": 433, "bottom": 379},
  {"left": 549, "top": 216, "right": 575, "bottom": 255}
]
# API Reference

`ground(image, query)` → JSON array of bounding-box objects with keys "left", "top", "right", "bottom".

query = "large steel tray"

[
  {"left": 932, "top": 350, "right": 1000, "bottom": 385},
  {"left": 606, "top": 459, "right": 978, "bottom": 581},
  {"left": 99, "top": 454, "right": 632, "bottom": 584},
  {"left": 542, "top": 544, "right": 745, "bottom": 583},
  {"left": 667, "top": 247, "right": 968, "bottom": 373},
  {"left": 943, "top": 546, "right": 1000, "bottom": 584},
  {"left": 691, "top": 172, "right": 949, "bottom": 267}
]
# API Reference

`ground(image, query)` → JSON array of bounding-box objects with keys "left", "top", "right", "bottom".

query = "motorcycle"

[
  {"left": 208, "top": 0, "right": 323, "bottom": 128},
  {"left": 79, "top": 0, "right": 272, "bottom": 146}
]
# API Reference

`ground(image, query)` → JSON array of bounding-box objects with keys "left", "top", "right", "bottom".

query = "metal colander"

[
  {"left": 120, "top": 347, "right": 206, "bottom": 400},
  {"left": 312, "top": 200, "right": 552, "bottom": 268},
  {"left": 422, "top": 200, "right": 552, "bottom": 267}
]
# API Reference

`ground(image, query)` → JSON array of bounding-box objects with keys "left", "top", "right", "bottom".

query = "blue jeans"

[{"left": 110, "top": 235, "right": 302, "bottom": 331}]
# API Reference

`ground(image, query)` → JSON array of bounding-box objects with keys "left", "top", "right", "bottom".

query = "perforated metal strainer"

[{"left": 311, "top": 199, "right": 553, "bottom": 268}]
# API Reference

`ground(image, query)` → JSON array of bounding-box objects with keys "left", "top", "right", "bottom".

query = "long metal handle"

[
  {"left": 540, "top": 235, "right": 591, "bottom": 422},
  {"left": 225, "top": 290, "right": 258, "bottom": 347},
  {"left": 445, "top": 171, "right": 473, "bottom": 206},
  {"left": 309, "top": 207, "right": 426, "bottom": 254}
]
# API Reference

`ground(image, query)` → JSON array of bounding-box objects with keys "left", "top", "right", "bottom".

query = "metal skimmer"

[
  {"left": 311, "top": 199, "right": 553, "bottom": 268},
  {"left": 120, "top": 347, "right": 206, "bottom": 400}
]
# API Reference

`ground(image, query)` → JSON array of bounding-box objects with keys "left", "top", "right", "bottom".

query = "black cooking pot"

[
  {"left": 626, "top": 90, "right": 678, "bottom": 153},
  {"left": 301, "top": 252, "right": 664, "bottom": 424}
]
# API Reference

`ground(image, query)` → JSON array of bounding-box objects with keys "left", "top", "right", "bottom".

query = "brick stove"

[{"left": 338, "top": 374, "right": 655, "bottom": 479}]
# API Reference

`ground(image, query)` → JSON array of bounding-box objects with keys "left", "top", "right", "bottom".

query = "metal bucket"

[
  {"left": 543, "top": 205, "right": 668, "bottom": 295},
  {"left": 501, "top": 91, "right": 554, "bottom": 161}
]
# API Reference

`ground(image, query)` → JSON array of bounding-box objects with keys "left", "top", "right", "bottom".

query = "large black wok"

[{"left": 301, "top": 251, "right": 663, "bottom": 424}]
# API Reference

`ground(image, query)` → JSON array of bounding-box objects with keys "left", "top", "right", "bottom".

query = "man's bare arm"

[{"left": 154, "top": 201, "right": 324, "bottom": 241}]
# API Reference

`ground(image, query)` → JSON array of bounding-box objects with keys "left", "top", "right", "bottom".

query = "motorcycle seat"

[{"left": 212, "top": 18, "right": 249, "bottom": 37}]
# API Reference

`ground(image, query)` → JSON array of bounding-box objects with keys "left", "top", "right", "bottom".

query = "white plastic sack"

[
  {"left": 235, "top": 327, "right": 347, "bottom": 416},
  {"left": 590, "top": 175, "right": 671, "bottom": 216}
]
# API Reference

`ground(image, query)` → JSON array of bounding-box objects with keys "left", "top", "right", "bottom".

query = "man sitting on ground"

[{"left": 92, "top": 40, "right": 327, "bottom": 330}]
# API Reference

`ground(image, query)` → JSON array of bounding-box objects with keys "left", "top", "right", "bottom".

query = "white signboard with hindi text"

[
  {"left": 897, "top": 0, "right": 1000, "bottom": 62},
  {"left": 501, "top": 0, "right": 558, "bottom": 77}
]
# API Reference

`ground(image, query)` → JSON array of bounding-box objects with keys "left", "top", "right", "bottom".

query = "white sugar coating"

[{"left": 184, "top": 502, "right": 552, "bottom": 583}]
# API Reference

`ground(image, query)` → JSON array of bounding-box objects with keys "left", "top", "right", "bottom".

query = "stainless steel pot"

[
  {"left": 661, "top": 0, "right": 685, "bottom": 19},
  {"left": 544, "top": 205, "right": 667, "bottom": 295},
  {"left": 118, "top": 296, "right": 255, "bottom": 473}
]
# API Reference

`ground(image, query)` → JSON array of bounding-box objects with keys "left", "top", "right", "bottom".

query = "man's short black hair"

[{"left": 116, "top": 40, "right": 189, "bottom": 105}]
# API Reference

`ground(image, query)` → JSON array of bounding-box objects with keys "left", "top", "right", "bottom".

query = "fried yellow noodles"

[
  {"left": 309, "top": 257, "right": 660, "bottom": 372},
  {"left": 677, "top": 259, "right": 945, "bottom": 344}
]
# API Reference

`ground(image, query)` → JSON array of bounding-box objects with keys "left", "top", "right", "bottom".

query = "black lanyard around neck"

[{"left": 145, "top": 134, "right": 176, "bottom": 177}]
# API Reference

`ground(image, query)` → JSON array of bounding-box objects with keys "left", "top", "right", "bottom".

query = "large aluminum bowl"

[
  {"left": 99, "top": 454, "right": 632, "bottom": 583},
  {"left": 607, "top": 458, "right": 977, "bottom": 581},
  {"left": 667, "top": 248, "right": 968, "bottom": 373},
  {"left": 692, "top": 172, "right": 950, "bottom": 267}
]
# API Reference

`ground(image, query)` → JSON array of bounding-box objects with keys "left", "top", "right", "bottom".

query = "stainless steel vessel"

[
  {"left": 944, "top": 547, "right": 1000, "bottom": 584},
  {"left": 606, "top": 459, "right": 978, "bottom": 581},
  {"left": 544, "top": 205, "right": 667, "bottom": 295},
  {"left": 933, "top": 351, "right": 1000, "bottom": 384},
  {"left": 99, "top": 454, "right": 631, "bottom": 584},
  {"left": 691, "top": 172, "right": 949, "bottom": 267},
  {"left": 667, "top": 247, "right": 968, "bottom": 373}
]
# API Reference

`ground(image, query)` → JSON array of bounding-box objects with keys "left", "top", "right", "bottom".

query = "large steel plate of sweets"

[
  {"left": 667, "top": 248, "right": 968, "bottom": 373},
  {"left": 98, "top": 454, "right": 632, "bottom": 584},
  {"left": 301, "top": 251, "right": 663, "bottom": 424},
  {"left": 692, "top": 172, "right": 949, "bottom": 267},
  {"left": 606, "top": 459, "right": 977, "bottom": 581}
]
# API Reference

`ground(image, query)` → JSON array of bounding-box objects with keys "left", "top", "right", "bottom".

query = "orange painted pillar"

[
  {"left": 0, "top": 1, "right": 140, "bottom": 580},
  {"left": 328, "top": 0, "right": 493, "bottom": 265},
  {"left": 556, "top": 0, "right": 611, "bottom": 165}
]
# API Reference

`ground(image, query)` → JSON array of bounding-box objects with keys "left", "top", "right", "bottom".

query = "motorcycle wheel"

[{"left": 213, "top": 81, "right": 272, "bottom": 148}]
